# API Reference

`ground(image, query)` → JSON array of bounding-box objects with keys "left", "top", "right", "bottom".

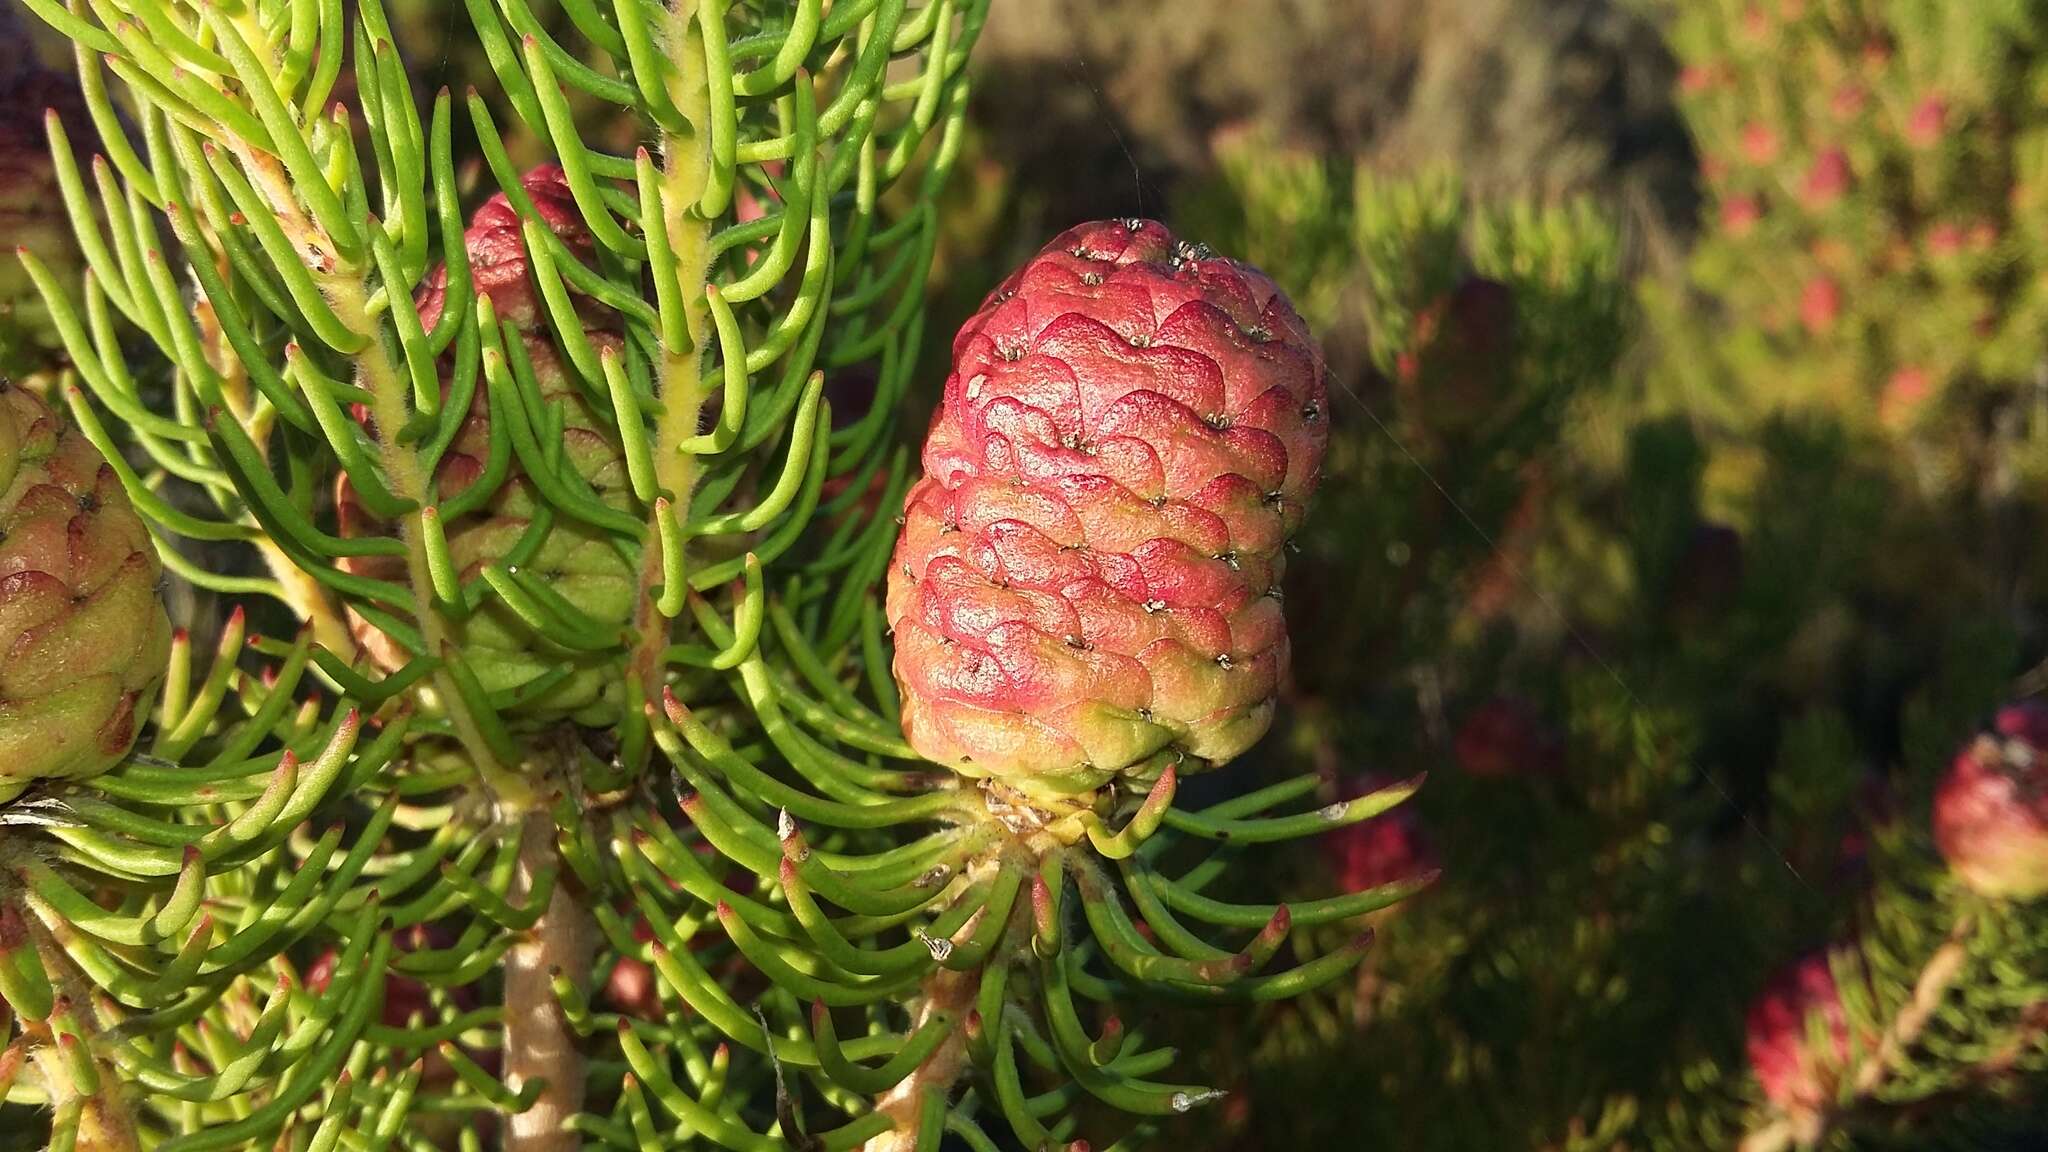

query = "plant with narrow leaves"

[
  {"left": 0, "top": 0, "right": 1435, "bottom": 1149},
  {"left": 1127, "top": 39, "right": 2048, "bottom": 1152},
  {"left": 4, "top": 0, "right": 988, "bottom": 1145},
  {"left": 1650, "top": 696, "right": 2048, "bottom": 1152},
  {"left": 798, "top": 216, "right": 1430, "bottom": 1151},
  {"left": 1653, "top": 0, "right": 2048, "bottom": 500},
  {"left": 0, "top": 599, "right": 404, "bottom": 1149}
]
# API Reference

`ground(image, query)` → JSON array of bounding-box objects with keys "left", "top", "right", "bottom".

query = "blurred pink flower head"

[
  {"left": 1741, "top": 122, "right": 1782, "bottom": 165},
  {"left": 1324, "top": 777, "right": 1438, "bottom": 894},
  {"left": 1906, "top": 95, "right": 1948, "bottom": 148},
  {"left": 1721, "top": 195, "right": 1763, "bottom": 236},
  {"left": 1879, "top": 365, "right": 1932, "bottom": 428},
  {"left": 1799, "top": 276, "right": 1840, "bottom": 334},
  {"left": 1830, "top": 83, "right": 1868, "bottom": 121},
  {"left": 1746, "top": 952, "right": 1858, "bottom": 1117},
  {"left": 1801, "top": 149, "right": 1851, "bottom": 207},
  {"left": 1933, "top": 701, "right": 2048, "bottom": 901}
]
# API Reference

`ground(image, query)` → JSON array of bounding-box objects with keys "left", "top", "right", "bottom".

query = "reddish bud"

[
  {"left": 1800, "top": 149, "right": 1850, "bottom": 208},
  {"left": 1905, "top": 95, "right": 1947, "bottom": 149},
  {"left": 885, "top": 219, "right": 1327, "bottom": 781},
  {"left": 1394, "top": 349, "right": 1421, "bottom": 386},
  {"left": 1721, "top": 196, "right": 1762, "bottom": 237},
  {"left": 1799, "top": 276, "right": 1840, "bottom": 335},
  {"left": 414, "top": 164, "right": 594, "bottom": 332},
  {"left": 1740, "top": 122, "right": 1781, "bottom": 165},
  {"left": 1879, "top": 365, "right": 1932, "bottom": 428},
  {"left": 602, "top": 954, "right": 661, "bottom": 1020}
]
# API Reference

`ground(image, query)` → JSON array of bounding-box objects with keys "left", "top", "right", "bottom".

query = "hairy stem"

[
  {"left": 252, "top": 540, "right": 358, "bottom": 656},
  {"left": 862, "top": 967, "right": 979, "bottom": 1152},
  {"left": 30, "top": 1046, "right": 140, "bottom": 1152},
  {"left": 13, "top": 903, "right": 140, "bottom": 1152},
  {"left": 192, "top": 290, "right": 358, "bottom": 656},
  {"left": 627, "top": 2, "right": 717, "bottom": 705},
  {"left": 1851, "top": 915, "right": 1973, "bottom": 1096},
  {"left": 348, "top": 281, "right": 522, "bottom": 796},
  {"left": 503, "top": 808, "right": 595, "bottom": 1152}
]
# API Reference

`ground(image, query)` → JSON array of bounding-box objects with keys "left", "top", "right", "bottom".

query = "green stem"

[
  {"left": 326, "top": 268, "right": 524, "bottom": 802},
  {"left": 628, "top": 1, "right": 718, "bottom": 705},
  {"left": 228, "top": 133, "right": 521, "bottom": 804}
]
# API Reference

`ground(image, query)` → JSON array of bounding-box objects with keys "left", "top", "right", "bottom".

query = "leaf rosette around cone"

[
  {"left": 339, "top": 165, "right": 637, "bottom": 727},
  {"left": 886, "top": 219, "right": 1328, "bottom": 790},
  {"left": 0, "top": 380, "right": 171, "bottom": 803}
]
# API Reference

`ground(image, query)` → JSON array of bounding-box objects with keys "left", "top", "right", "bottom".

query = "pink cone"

[{"left": 887, "top": 220, "right": 1327, "bottom": 784}]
